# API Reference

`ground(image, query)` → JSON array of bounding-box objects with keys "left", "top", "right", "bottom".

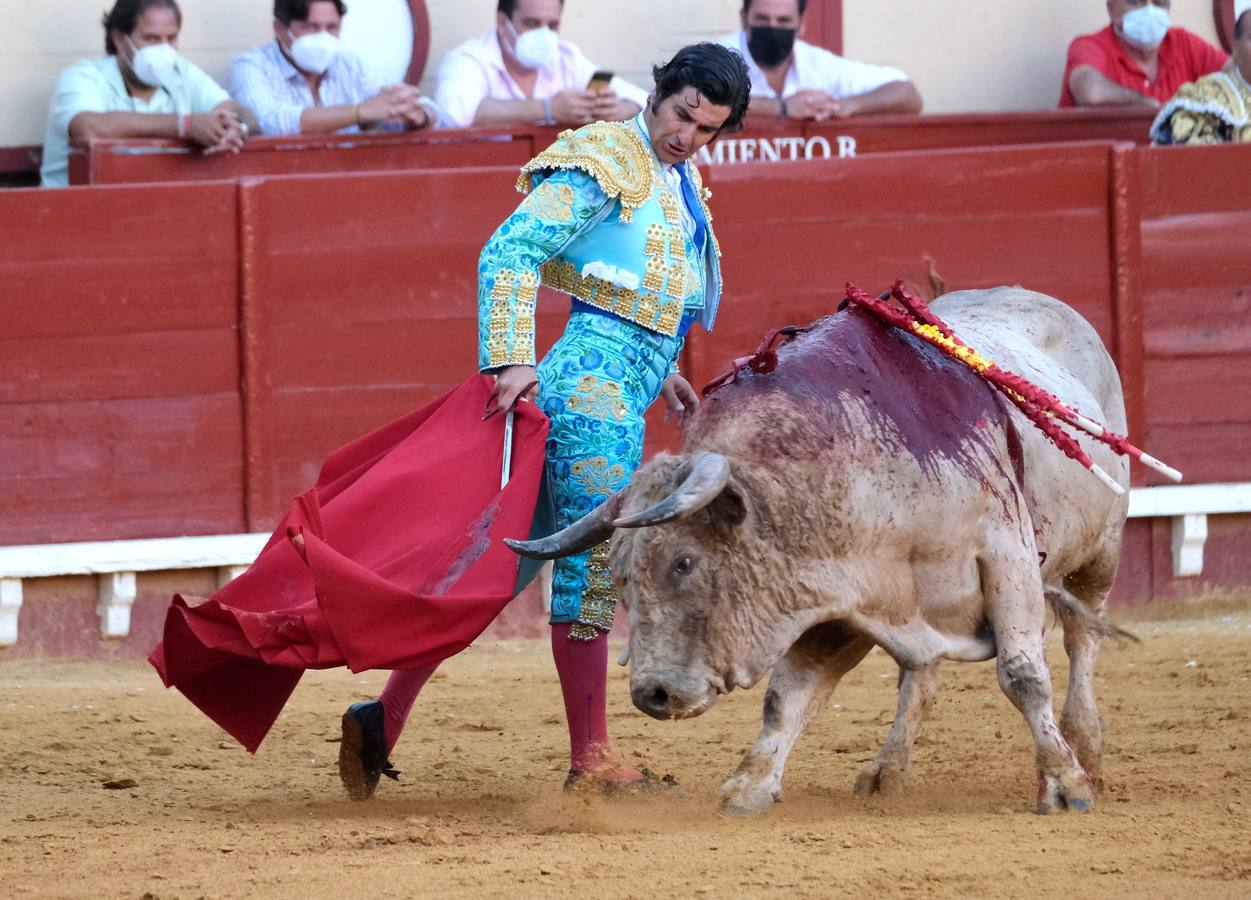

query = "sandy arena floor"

[{"left": 2, "top": 598, "right": 1249, "bottom": 899}]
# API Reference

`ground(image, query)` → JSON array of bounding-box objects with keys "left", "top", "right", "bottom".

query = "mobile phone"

[{"left": 587, "top": 70, "right": 614, "bottom": 91}]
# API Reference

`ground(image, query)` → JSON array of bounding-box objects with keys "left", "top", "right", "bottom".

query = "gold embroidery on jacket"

[
  {"left": 643, "top": 257, "right": 665, "bottom": 293},
  {"left": 658, "top": 192, "right": 682, "bottom": 225}
]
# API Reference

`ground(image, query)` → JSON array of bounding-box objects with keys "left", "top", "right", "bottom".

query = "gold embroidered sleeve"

[{"left": 477, "top": 169, "right": 610, "bottom": 371}]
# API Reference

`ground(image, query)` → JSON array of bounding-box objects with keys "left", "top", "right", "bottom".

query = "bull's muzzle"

[{"left": 630, "top": 670, "right": 714, "bottom": 721}]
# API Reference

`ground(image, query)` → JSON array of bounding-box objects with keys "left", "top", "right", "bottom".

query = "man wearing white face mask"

[
  {"left": 1060, "top": 0, "right": 1227, "bottom": 108},
  {"left": 40, "top": 0, "right": 256, "bottom": 188},
  {"left": 434, "top": 0, "right": 649, "bottom": 130},
  {"left": 230, "top": 0, "right": 438, "bottom": 136}
]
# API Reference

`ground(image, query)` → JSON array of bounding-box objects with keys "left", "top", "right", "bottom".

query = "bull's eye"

[{"left": 670, "top": 556, "right": 696, "bottom": 579}]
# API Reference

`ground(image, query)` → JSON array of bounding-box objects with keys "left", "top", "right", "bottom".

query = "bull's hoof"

[
  {"left": 719, "top": 775, "right": 780, "bottom": 816},
  {"left": 852, "top": 759, "right": 907, "bottom": 797},
  {"left": 1035, "top": 769, "right": 1096, "bottom": 815}
]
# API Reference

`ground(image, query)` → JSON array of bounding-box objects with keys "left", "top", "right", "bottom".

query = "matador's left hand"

[{"left": 661, "top": 374, "right": 700, "bottom": 428}]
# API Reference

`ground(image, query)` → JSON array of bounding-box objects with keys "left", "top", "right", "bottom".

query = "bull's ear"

[{"left": 709, "top": 480, "right": 748, "bottom": 537}]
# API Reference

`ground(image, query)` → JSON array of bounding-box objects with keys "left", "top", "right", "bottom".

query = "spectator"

[
  {"left": 1151, "top": 0, "right": 1251, "bottom": 143},
  {"left": 40, "top": 0, "right": 255, "bottom": 188},
  {"left": 230, "top": 0, "right": 437, "bottom": 135},
  {"left": 434, "top": 0, "right": 648, "bottom": 129},
  {"left": 716, "top": 0, "right": 922, "bottom": 120},
  {"left": 1060, "top": 0, "right": 1228, "bottom": 108}
]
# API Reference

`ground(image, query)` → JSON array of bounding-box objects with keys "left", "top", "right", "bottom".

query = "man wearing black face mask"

[{"left": 716, "top": 0, "right": 922, "bottom": 120}]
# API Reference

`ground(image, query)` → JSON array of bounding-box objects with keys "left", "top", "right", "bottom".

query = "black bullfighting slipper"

[
  {"left": 562, "top": 767, "right": 683, "bottom": 798},
  {"left": 338, "top": 700, "right": 400, "bottom": 801}
]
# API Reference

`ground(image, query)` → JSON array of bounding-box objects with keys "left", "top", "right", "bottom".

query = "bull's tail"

[{"left": 1045, "top": 586, "right": 1141, "bottom": 646}]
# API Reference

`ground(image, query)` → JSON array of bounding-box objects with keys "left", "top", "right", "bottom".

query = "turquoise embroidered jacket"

[{"left": 477, "top": 116, "right": 723, "bottom": 371}]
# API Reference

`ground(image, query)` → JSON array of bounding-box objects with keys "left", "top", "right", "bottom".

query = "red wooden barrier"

[
  {"left": 0, "top": 182, "right": 245, "bottom": 543},
  {"left": 1137, "top": 143, "right": 1251, "bottom": 486},
  {"left": 698, "top": 142, "right": 1119, "bottom": 404},
  {"left": 67, "top": 129, "right": 537, "bottom": 186},
  {"left": 2, "top": 141, "right": 1250, "bottom": 622},
  {"left": 59, "top": 109, "right": 1158, "bottom": 187}
]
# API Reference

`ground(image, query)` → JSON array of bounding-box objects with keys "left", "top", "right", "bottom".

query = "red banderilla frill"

[{"left": 844, "top": 281, "right": 1183, "bottom": 495}]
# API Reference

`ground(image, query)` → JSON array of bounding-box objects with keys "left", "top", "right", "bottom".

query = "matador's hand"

[
  {"left": 487, "top": 365, "right": 538, "bottom": 419},
  {"left": 661, "top": 373, "right": 700, "bottom": 428}
]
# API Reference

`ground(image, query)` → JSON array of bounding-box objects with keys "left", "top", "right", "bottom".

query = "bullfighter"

[{"left": 337, "top": 42, "right": 753, "bottom": 799}]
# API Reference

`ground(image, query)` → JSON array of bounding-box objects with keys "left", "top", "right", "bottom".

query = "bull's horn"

[
  {"left": 613, "top": 451, "right": 731, "bottom": 528},
  {"left": 504, "top": 493, "right": 625, "bottom": 560}
]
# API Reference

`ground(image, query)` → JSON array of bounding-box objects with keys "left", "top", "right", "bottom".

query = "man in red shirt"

[{"left": 1060, "top": 0, "right": 1228, "bottom": 108}]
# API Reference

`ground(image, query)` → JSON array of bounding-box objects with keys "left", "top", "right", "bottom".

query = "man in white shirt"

[
  {"left": 41, "top": 0, "right": 257, "bottom": 188},
  {"left": 434, "top": 0, "right": 649, "bottom": 129},
  {"left": 717, "top": 0, "right": 922, "bottom": 120}
]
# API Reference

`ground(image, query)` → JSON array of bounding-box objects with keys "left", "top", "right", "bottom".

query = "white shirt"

[
  {"left": 716, "top": 29, "right": 908, "bottom": 100},
  {"left": 41, "top": 56, "right": 229, "bottom": 188},
  {"left": 434, "top": 28, "right": 649, "bottom": 129}
]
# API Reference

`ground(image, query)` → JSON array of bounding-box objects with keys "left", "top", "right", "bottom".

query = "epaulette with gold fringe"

[{"left": 516, "top": 121, "right": 656, "bottom": 222}]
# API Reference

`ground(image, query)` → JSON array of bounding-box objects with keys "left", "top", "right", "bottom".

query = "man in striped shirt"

[{"left": 230, "top": 0, "right": 438, "bottom": 136}]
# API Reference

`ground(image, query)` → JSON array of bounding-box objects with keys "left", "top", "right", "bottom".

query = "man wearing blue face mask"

[
  {"left": 40, "top": 0, "right": 257, "bottom": 188},
  {"left": 1061, "top": 0, "right": 1227, "bottom": 108},
  {"left": 230, "top": 0, "right": 438, "bottom": 135},
  {"left": 434, "top": 0, "right": 649, "bottom": 129}
]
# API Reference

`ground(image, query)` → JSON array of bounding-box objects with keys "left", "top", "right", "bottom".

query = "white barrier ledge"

[
  {"left": 2, "top": 483, "right": 1250, "bottom": 649},
  {"left": 0, "top": 534, "right": 267, "bottom": 648},
  {"left": 1127, "top": 483, "right": 1251, "bottom": 578}
]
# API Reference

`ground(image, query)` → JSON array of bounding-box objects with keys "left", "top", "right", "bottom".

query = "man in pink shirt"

[
  {"left": 433, "top": 0, "right": 648, "bottom": 129},
  {"left": 1060, "top": 0, "right": 1228, "bottom": 108}
]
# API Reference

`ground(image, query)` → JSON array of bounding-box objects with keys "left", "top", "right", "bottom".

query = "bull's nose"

[{"left": 631, "top": 680, "right": 675, "bottom": 720}]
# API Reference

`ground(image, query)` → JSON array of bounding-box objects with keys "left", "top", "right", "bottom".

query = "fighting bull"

[{"left": 511, "top": 287, "right": 1134, "bottom": 815}]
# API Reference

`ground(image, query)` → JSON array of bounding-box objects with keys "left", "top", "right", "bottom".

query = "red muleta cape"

[{"left": 149, "top": 375, "right": 548, "bottom": 752}]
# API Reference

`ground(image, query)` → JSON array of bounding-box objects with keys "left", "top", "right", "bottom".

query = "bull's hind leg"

[
  {"left": 853, "top": 661, "right": 941, "bottom": 797},
  {"left": 721, "top": 625, "right": 874, "bottom": 816},
  {"left": 983, "top": 554, "right": 1095, "bottom": 814},
  {"left": 1049, "top": 582, "right": 1107, "bottom": 785}
]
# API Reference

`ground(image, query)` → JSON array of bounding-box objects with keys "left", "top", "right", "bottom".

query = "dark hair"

[
  {"left": 742, "top": 0, "right": 808, "bottom": 15},
  {"left": 651, "top": 43, "right": 752, "bottom": 135},
  {"left": 1237, "top": 10, "right": 1248, "bottom": 40},
  {"left": 274, "top": 0, "right": 347, "bottom": 26},
  {"left": 498, "top": 0, "right": 564, "bottom": 17},
  {"left": 101, "top": 0, "right": 181, "bottom": 55}
]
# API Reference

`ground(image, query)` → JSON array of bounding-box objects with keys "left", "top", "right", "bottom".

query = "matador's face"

[{"left": 645, "top": 88, "right": 732, "bottom": 166}]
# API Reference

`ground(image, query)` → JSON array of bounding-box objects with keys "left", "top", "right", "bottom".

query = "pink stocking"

[
  {"left": 378, "top": 663, "right": 439, "bottom": 754},
  {"left": 550, "top": 623, "right": 641, "bottom": 782}
]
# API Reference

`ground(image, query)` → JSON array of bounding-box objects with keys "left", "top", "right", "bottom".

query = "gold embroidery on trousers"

[
  {"left": 566, "top": 379, "right": 628, "bottom": 422},
  {"left": 569, "top": 542, "right": 616, "bottom": 640}
]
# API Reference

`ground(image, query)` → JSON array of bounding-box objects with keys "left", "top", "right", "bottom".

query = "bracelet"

[
  {"left": 778, "top": 97, "right": 788, "bottom": 119},
  {"left": 177, "top": 113, "right": 191, "bottom": 139}
]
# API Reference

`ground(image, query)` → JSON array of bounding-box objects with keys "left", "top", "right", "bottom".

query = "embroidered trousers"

[{"left": 535, "top": 309, "right": 683, "bottom": 638}]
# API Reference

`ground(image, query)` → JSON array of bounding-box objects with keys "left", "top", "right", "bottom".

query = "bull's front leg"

[
  {"left": 853, "top": 661, "right": 941, "bottom": 797},
  {"left": 721, "top": 630, "right": 873, "bottom": 816}
]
